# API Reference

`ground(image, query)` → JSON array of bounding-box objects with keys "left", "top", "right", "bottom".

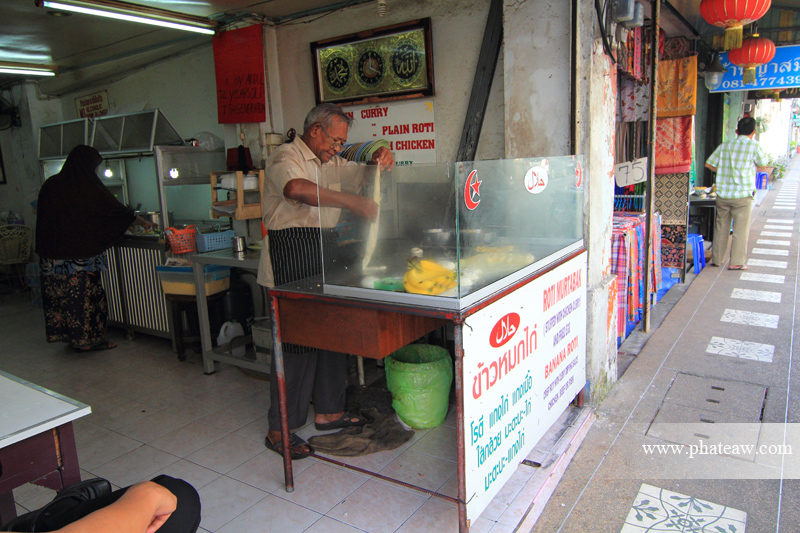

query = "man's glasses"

[{"left": 319, "top": 124, "right": 345, "bottom": 151}]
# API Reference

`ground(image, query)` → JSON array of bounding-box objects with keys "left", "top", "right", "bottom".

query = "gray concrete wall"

[
  {"left": 271, "top": 0, "right": 506, "bottom": 162},
  {"left": 501, "top": 0, "right": 617, "bottom": 400}
]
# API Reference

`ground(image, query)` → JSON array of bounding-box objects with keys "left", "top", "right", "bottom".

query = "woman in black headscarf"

[{"left": 35, "top": 145, "right": 154, "bottom": 351}]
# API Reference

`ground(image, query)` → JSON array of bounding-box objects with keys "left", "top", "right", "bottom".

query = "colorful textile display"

[
  {"left": 654, "top": 172, "right": 691, "bottom": 225},
  {"left": 619, "top": 76, "right": 650, "bottom": 123},
  {"left": 656, "top": 56, "right": 697, "bottom": 118},
  {"left": 611, "top": 212, "right": 662, "bottom": 341},
  {"left": 660, "top": 224, "right": 688, "bottom": 269},
  {"left": 655, "top": 116, "right": 693, "bottom": 175}
]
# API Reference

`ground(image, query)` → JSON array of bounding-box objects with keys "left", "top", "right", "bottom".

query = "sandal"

[
  {"left": 315, "top": 410, "right": 368, "bottom": 431},
  {"left": 264, "top": 433, "right": 313, "bottom": 460},
  {"left": 72, "top": 341, "right": 117, "bottom": 352},
  {"left": 728, "top": 265, "right": 749, "bottom": 271}
]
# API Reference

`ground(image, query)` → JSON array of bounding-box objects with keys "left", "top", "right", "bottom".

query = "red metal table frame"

[{"left": 267, "top": 249, "right": 585, "bottom": 532}]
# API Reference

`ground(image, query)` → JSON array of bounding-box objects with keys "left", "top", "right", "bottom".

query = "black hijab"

[{"left": 36, "top": 145, "right": 136, "bottom": 260}]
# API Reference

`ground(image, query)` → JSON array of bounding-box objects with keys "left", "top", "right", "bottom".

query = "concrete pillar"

[
  {"left": 0, "top": 84, "right": 63, "bottom": 230},
  {"left": 502, "top": 0, "right": 617, "bottom": 402}
]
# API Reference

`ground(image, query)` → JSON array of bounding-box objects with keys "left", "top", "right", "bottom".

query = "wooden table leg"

[
  {"left": 0, "top": 490, "right": 16, "bottom": 525},
  {"left": 57, "top": 423, "right": 81, "bottom": 488}
]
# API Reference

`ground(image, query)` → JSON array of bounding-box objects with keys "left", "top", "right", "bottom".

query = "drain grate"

[{"left": 646, "top": 373, "right": 767, "bottom": 453}]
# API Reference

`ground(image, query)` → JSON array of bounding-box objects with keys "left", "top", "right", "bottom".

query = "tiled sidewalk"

[{"left": 533, "top": 164, "right": 800, "bottom": 533}]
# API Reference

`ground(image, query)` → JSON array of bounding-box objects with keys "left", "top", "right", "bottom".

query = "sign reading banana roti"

[{"left": 312, "top": 18, "right": 435, "bottom": 105}]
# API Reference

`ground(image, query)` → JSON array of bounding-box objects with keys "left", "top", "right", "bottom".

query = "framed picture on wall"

[{"left": 311, "top": 18, "right": 435, "bottom": 106}]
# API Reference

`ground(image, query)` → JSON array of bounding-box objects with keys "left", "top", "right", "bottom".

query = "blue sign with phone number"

[{"left": 710, "top": 44, "right": 800, "bottom": 93}]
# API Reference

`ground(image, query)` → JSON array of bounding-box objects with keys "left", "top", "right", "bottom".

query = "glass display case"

[
  {"left": 154, "top": 145, "right": 227, "bottom": 228},
  {"left": 317, "top": 156, "right": 585, "bottom": 310},
  {"left": 39, "top": 118, "right": 92, "bottom": 159}
]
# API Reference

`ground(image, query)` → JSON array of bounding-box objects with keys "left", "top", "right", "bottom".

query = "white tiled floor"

[{"left": 1, "top": 291, "right": 570, "bottom": 532}]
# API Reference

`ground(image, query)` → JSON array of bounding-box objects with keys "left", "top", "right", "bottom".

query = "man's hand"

[{"left": 370, "top": 147, "right": 395, "bottom": 170}]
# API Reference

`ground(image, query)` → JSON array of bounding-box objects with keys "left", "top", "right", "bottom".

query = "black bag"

[{"left": 3, "top": 478, "right": 111, "bottom": 532}]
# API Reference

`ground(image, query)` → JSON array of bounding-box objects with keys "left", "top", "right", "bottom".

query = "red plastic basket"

[{"left": 165, "top": 225, "right": 197, "bottom": 254}]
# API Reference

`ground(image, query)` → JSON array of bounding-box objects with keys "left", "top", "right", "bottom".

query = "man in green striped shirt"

[{"left": 704, "top": 117, "right": 770, "bottom": 270}]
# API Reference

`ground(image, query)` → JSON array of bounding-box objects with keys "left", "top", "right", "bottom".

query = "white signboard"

[
  {"left": 463, "top": 254, "right": 587, "bottom": 520},
  {"left": 75, "top": 90, "right": 109, "bottom": 119},
  {"left": 614, "top": 157, "right": 648, "bottom": 187},
  {"left": 343, "top": 99, "right": 435, "bottom": 166}
]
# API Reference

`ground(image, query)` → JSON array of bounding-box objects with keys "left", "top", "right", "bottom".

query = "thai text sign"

[
  {"left": 212, "top": 25, "right": 266, "bottom": 123},
  {"left": 462, "top": 253, "right": 587, "bottom": 520},
  {"left": 75, "top": 90, "right": 109, "bottom": 118},
  {"left": 344, "top": 100, "right": 435, "bottom": 165},
  {"left": 712, "top": 44, "right": 800, "bottom": 93}
]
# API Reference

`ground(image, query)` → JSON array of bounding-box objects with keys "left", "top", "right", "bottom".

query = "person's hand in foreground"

[{"left": 57, "top": 481, "right": 177, "bottom": 533}]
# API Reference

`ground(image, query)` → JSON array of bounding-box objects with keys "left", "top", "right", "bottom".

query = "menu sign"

[
  {"left": 343, "top": 100, "right": 436, "bottom": 165},
  {"left": 212, "top": 24, "right": 266, "bottom": 124},
  {"left": 75, "top": 90, "right": 109, "bottom": 118},
  {"left": 462, "top": 253, "right": 587, "bottom": 520}
]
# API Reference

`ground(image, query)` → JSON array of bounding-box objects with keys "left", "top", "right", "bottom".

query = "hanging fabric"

[
  {"left": 656, "top": 56, "right": 698, "bottom": 118},
  {"left": 655, "top": 116, "right": 693, "bottom": 174}
]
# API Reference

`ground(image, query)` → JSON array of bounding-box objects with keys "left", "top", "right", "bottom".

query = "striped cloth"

[{"left": 611, "top": 213, "right": 662, "bottom": 341}]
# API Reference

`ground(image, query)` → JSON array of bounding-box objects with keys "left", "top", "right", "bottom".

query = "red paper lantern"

[
  {"left": 728, "top": 36, "right": 776, "bottom": 85},
  {"left": 700, "top": 0, "right": 772, "bottom": 50}
]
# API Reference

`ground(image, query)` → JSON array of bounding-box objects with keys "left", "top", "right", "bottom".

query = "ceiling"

[
  {"left": 0, "top": 0, "right": 375, "bottom": 96},
  {"left": 2, "top": 1, "right": 800, "bottom": 97}
]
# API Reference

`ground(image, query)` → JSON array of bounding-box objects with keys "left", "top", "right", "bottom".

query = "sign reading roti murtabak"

[{"left": 462, "top": 254, "right": 587, "bottom": 520}]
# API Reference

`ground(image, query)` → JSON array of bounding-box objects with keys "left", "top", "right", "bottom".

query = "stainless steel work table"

[{"left": 192, "top": 248, "right": 265, "bottom": 374}]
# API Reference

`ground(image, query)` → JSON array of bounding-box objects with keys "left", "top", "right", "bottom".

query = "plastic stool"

[
  {"left": 687, "top": 234, "right": 706, "bottom": 273},
  {"left": 165, "top": 292, "right": 226, "bottom": 361},
  {"left": 756, "top": 172, "right": 768, "bottom": 190}
]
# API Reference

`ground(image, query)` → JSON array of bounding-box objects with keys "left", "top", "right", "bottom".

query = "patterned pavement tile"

[
  {"left": 751, "top": 248, "right": 789, "bottom": 256},
  {"left": 720, "top": 309, "right": 779, "bottom": 328},
  {"left": 621, "top": 483, "right": 748, "bottom": 532},
  {"left": 740, "top": 272, "right": 785, "bottom": 284},
  {"left": 730, "top": 288, "right": 781, "bottom": 303},
  {"left": 746, "top": 259, "right": 788, "bottom": 269}
]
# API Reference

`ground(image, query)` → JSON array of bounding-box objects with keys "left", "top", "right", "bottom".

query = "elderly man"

[{"left": 258, "top": 103, "right": 393, "bottom": 458}]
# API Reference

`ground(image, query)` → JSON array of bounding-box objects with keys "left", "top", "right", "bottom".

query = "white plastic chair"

[{"left": 0, "top": 225, "right": 32, "bottom": 291}]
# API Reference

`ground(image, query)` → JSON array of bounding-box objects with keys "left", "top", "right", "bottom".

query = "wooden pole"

[{"left": 643, "top": 0, "right": 660, "bottom": 332}]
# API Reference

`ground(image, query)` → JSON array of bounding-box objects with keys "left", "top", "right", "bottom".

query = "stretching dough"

[{"left": 362, "top": 166, "right": 380, "bottom": 270}]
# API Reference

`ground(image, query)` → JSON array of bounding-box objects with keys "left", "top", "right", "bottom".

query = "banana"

[{"left": 403, "top": 257, "right": 458, "bottom": 295}]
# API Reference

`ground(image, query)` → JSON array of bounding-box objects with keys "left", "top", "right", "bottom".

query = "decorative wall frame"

[{"left": 311, "top": 18, "right": 434, "bottom": 106}]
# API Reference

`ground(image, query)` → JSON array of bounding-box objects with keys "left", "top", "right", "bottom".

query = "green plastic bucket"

[{"left": 385, "top": 344, "right": 453, "bottom": 429}]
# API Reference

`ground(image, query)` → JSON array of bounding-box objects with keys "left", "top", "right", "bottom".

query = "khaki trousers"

[{"left": 711, "top": 195, "right": 753, "bottom": 267}]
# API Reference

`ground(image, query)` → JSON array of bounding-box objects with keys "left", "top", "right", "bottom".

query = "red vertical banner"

[{"left": 212, "top": 24, "right": 266, "bottom": 124}]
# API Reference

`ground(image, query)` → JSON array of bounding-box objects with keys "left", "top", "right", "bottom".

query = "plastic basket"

[
  {"left": 165, "top": 225, "right": 197, "bottom": 254},
  {"left": 156, "top": 264, "right": 230, "bottom": 295},
  {"left": 196, "top": 229, "right": 236, "bottom": 252}
]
